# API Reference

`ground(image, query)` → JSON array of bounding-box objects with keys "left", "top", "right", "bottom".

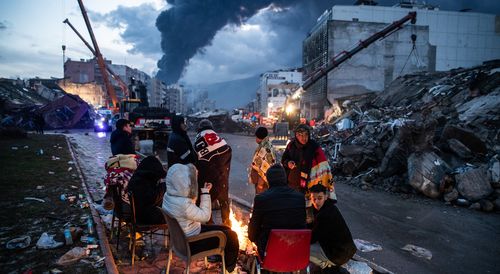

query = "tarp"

[{"left": 37, "top": 93, "right": 93, "bottom": 129}]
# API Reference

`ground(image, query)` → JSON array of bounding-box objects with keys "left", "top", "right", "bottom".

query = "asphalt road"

[{"left": 66, "top": 129, "right": 500, "bottom": 274}]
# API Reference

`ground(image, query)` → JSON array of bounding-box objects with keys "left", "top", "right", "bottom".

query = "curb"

[{"left": 66, "top": 137, "right": 119, "bottom": 274}]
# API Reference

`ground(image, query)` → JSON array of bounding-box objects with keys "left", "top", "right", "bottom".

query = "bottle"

[
  {"left": 64, "top": 228, "right": 73, "bottom": 245},
  {"left": 87, "top": 217, "right": 94, "bottom": 235}
]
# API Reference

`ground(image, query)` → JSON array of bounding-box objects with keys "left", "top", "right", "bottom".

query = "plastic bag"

[
  {"left": 36, "top": 232, "right": 63, "bottom": 249},
  {"left": 56, "top": 247, "right": 89, "bottom": 266},
  {"left": 354, "top": 239, "right": 382, "bottom": 252},
  {"left": 6, "top": 236, "right": 31, "bottom": 249},
  {"left": 345, "top": 260, "right": 372, "bottom": 274},
  {"left": 401, "top": 244, "right": 432, "bottom": 260}
]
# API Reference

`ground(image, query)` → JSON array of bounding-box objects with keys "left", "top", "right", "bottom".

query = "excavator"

[
  {"left": 281, "top": 11, "right": 417, "bottom": 128},
  {"left": 66, "top": 0, "right": 173, "bottom": 150}
]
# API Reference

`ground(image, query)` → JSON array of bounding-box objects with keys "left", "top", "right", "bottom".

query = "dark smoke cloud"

[{"left": 155, "top": 0, "right": 319, "bottom": 84}]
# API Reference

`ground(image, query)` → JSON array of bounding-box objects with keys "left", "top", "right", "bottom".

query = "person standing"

[
  {"left": 110, "top": 118, "right": 135, "bottom": 155},
  {"left": 281, "top": 124, "right": 335, "bottom": 198},
  {"left": 309, "top": 184, "right": 356, "bottom": 272},
  {"left": 248, "top": 164, "right": 306, "bottom": 258},
  {"left": 193, "top": 119, "right": 232, "bottom": 226},
  {"left": 249, "top": 126, "right": 276, "bottom": 194},
  {"left": 162, "top": 163, "right": 239, "bottom": 273},
  {"left": 167, "top": 115, "right": 197, "bottom": 167}
]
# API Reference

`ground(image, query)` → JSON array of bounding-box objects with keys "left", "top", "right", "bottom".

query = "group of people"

[{"left": 105, "top": 116, "right": 356, "bottom": 273}]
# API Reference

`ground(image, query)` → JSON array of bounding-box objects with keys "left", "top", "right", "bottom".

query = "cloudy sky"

[{"left": 0, "top": 0, "right": 499, "bottom": 85}]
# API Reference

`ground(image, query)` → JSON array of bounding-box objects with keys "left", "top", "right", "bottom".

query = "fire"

[{"left": 229, "top": 208, "right": 256, "bottom": 254}]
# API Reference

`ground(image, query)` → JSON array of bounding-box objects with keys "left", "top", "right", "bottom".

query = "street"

[{"left": 66, "top": 129, "right": 500, "bottom": 274}]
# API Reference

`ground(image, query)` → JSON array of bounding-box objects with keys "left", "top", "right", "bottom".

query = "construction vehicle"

[
  {"left": 282, "top": 11, "right": 418, "bottom": 127},
  {"left": 67, "top": 0, "right": 174, "bottom": 150}
]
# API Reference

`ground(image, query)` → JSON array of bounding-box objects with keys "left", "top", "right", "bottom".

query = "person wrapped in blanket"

[
  {"left": 281, "top": 124, "right": 336, "bottom": 223},
  {"left": 249, "top": 126, "right": 276, "bottom": 194},
  {"left": 102, "top": 154, "right": 139, "bottom": 210}
]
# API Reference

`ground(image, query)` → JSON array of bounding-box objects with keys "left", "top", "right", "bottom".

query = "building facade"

[
  {"left": 302, "top": 4, "right": 500, "bottom": 119},
  {"left": 258, "top": 69, "right": 302, "bottom": 116},
  {"left": 164, "top": 84, "right": 183, "bottom": 114}
]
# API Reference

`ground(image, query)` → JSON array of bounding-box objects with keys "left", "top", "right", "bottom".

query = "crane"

[
  {"left": 302, "top": 11, "right": 417, "bottom": 90},
  {"left": 63, "top": 18, "right": 130, "bottom": 99},
  {"left": 73, "top": 0, "right": 119, "bottom": 110}
]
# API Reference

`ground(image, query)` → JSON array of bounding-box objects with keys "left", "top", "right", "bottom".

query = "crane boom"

[
  {"left": 302, "top": 11, "right": 417, "bottom": 90},
  {"left": 76, "top": 0, "right": 119, "bottom": 109},
  {"left": 63, "top": 18, "right": 130, "bottom": 98}
]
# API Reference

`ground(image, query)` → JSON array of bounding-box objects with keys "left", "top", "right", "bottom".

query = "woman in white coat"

[{"left": 162, "top": 163, "right": 239, "bottom": 273}]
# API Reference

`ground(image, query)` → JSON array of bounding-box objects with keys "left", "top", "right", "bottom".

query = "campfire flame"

[{"left": 229, "top": 208, "right": 255, "bottom": 254}]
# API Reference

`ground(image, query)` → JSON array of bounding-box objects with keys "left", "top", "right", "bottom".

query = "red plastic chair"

[{"left": 255, "top": 229, "right": 312, "bottom": 274}]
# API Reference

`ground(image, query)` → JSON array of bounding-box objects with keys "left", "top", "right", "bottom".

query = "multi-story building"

[
  {"left": 258, "top": 69, "right": 302, "bottom": 116},
  {"left": 302, "top": 3, "right": 500, "bottom": 119},
  {"left": 148, "top": 77, "right": 167, "bottom": 107},
  {"left": 164, "top": 84, "right": 183, "bottom": 114}
]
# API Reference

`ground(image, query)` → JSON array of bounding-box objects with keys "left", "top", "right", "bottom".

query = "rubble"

[{"left": 315, "top": 61, "right": 500, "bottom": 212}]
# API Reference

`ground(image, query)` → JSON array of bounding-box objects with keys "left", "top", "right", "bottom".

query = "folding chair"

[
  {"left": 128, "top": 192, "right": 168, "bottom": 265},
  {"left": 158, "top": 207, "right": 227, "bottom": 273},
  {"left": 254, "top": 229, "right": 312, "bottom": 274},
  {"left": 108, "top": 185, "right": 131, "bottom": 250}
]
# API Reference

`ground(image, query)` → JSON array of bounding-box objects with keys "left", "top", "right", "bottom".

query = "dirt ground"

[{"left": 0, "top": 134, "right": 105, "bottom": 273}]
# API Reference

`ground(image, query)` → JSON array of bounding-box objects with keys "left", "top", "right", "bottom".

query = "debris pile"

[{"left": 316, "top": 61, "right": 500, "bottom": 212}]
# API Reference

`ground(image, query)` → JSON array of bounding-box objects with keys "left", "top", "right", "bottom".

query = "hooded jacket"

[
  {"left": 167, "top": 116, "right": 197, "bottom": 167},
  {"left": 127, "top": 156, "right": 167, "bottom": 224},
  {"left": 311, "top": 199, "right": 356, "bottom": 265},
  {"left": 110, "top": 128, "right": 135, "bottom": 155},
  {"left": 162, "top": 164, "right": 211, "bottom": 236},
  {"left": 248, "top": 168, "right": 306, "bottom": 258}
]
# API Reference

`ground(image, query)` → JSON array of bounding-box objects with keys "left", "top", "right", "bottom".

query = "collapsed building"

[
  {"left": 315, "top": 61, "right": 500, "bottom": 212},
  {"left": 302, "top": 4, "right": 500, "bottom": 119}
]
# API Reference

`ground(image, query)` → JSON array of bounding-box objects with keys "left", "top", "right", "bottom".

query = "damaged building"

[{"left": 302, "top": 3, "right": 500, "bottom": 119}]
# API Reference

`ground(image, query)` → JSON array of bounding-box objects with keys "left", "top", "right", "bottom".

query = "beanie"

[
  {"left": 255, "top": 126, "right": 268, "bottom": 139},
  {"left": 266, "top": 164, "right": 287, "bottom": 187},
  {"left": 294, "top": 123, "right": 311, "bottom": 134},
  {"left": 197, "top": 119, "right": 213, "bottom": 131}
]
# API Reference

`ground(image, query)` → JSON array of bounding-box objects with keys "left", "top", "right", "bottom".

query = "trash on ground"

[
  {"left": 52, "top": 156, "right": 60, "bottom": 160},
  {"left": 344, "top": 260, "right": 373, "bottom": 274},
  {"left": 36, "top": 232, "right": 64, "bottom": 249},
  {"left": 401, "top": 244, "right": 432, "bottom": 260},
  {"left": 6, "top": 235, "right": 31, "bottom": 249},
  {"left": 24, "top": 197, "right": 45, "bottom": 203},
  {"left": 67, "top": 167, "right": 73, "bottom": 172},
  {"left": 50, "top": 268, "right": 63, "bottom": 274},
  {"left": 11, "top": 146, "right": 18, "bottom": 150},
  {"left": 48, "top": 171, "right": 55, "bottom": 175},
  {"left": 56, "top": 247, "right": 89, "bottom": 266},
  {"left": 354, "top": 239, "right": 383, "bottom": 252},
  {"left": 36, "top": 185, "right": 43, "bottom": 190}
]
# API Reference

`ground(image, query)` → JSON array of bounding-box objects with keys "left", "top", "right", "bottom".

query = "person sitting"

[
  {"left": 308, "top": 184, "right": 356, "bottom": 272},
  {"left": 162, "top": 163, "right": 239, "bottom": 273},
  {"left": 127, "top": 156, "right": 167, "bottom": 224},
  {"left": 248, "top": 164, "right": 306, "bottom": 258}
]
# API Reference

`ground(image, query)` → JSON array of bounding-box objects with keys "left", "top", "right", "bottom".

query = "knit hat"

[
  {"left": 266, "top": 164, "right": 287, "bottom": 187},
  {"left": 255, "top": 126, "right": 268, "bottom": 139},
  {"left": 294, "top": 123, "right": 311, "bottom": 134},
  {"left": 197, "top": 119, "right": 213, "bottom": 131}
]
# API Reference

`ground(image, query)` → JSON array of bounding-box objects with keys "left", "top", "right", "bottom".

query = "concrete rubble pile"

[{"left": 315, "top": 61, "right": 500, "bottom": 212}]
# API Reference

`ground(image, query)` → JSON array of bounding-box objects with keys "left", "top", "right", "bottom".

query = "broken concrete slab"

[
  {"left": 447, "top": 138, "right": 473, "bottom": 159},
  {"left": 407, "top": 151, "right": 450, "bottom": 199},
  {"left": 456, "top": 167, "right": 493, "bottom": 201},
  {"left": 441, "top": 125, "right": 487, "bottom": 155}
]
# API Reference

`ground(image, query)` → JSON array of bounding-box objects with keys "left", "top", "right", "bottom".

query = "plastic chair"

[
  {"left": 158, "top": 207, "right": 227, "bottom": 273},
  {"left": 129, "top": 192, "right": 168, "bottom": 265},
  {"left": 255, "top": 229, "right": 312, "bottom": 274}
]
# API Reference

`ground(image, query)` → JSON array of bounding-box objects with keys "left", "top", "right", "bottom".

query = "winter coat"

[
  {"left": 250, "top": 137, "right": 276, "bottom": 182},
  {"left": 311, "top": 199, "right": 356, "bottom": 265},
  {"left": 162, "top": 164, "right": 211, "bottom": 237},
  {"left": 282, "top": 137, "right": 336, "bottom": 199},
  {"left": 193, "top": 128, "right": 232, "bottom": 201},
  {"left": 127, "top": 156, "right": 167, "bottom": 224},
  {"left": 248, "top": 182, "right": 306, "bottom": 258},
  {"left": 110, "top": 129, "right": 135, "bottom": 155},
  {"left": 167, "top": 116, "right": 197, "bottom": 167}
]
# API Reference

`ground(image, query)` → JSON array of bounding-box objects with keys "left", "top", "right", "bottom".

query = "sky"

[{"left": 0, "top": 0, "right": 499, "bottom": 86}]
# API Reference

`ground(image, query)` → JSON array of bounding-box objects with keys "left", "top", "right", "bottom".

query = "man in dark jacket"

[
  {"left": 309, "top": 184, "right": 356, "bottom": 271},
  {"left": 248, "top": 164, "right": 306, "bottom": 258},
  {"left": 127, "top": 156, "right": 167, "bottom": 224},
  {"left": 193, "top": 119, "right": 232, "bottom": 226},
  {"left": 110, "top": 119, "right": 135, "bottom": 155},
  {"left": 167, "top": 115, "right": 197, "bottom": 167}
]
